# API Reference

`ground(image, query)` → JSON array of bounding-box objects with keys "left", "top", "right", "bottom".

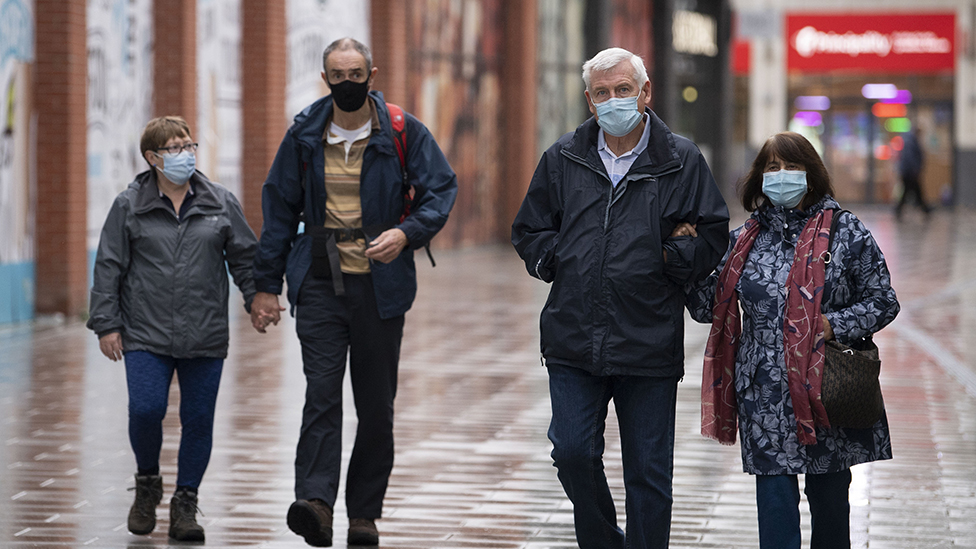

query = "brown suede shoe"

[
  {"left": 127, "top": 474, "right": 163, "bottom": 535},
  {"left": 347, "top": 518, "right": 379, "bottom": 546},
  {"left": 168, "top": 488, "right": 205, "bottom": 542},
  {"left": 287, "top": 499, "right": 334, "bottom": 547}
]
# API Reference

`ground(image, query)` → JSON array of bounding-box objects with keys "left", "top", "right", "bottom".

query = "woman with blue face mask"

[
  {"left": 685, "top": 132, "right": 900, "bottom": 549},
  {"left": 87, "top": 116, "right": 258, "bottom": 542}
]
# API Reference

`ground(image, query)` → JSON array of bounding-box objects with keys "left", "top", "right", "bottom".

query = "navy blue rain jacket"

[
  {"left": 252, "top": 91, "right": 458, "bottom": 319},
  {"left": 512, "top": 110, "right": 729, "bottom": 377}
]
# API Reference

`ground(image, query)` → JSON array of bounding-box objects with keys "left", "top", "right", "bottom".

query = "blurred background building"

[
  {"left": 732, "top": 0, "right": 973, "bottom": 210},
  {"left": 0, "top": 0, "right": 973, "bottom": 325}
]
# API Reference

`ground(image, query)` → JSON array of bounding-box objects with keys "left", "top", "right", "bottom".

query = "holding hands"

[{"left": 251, "top": 292, "right": 286, "bottom": 333}]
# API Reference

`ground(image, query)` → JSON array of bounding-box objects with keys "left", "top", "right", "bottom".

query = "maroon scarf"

[{"left": 701, "top": 209, "right": 834, "bottom": 446}]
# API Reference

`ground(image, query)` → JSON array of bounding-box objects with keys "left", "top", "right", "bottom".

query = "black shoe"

[
  {"left": 347, "top": 518, "right": 379, "bottom": 545},
  {"left": 287, "top": 499, "right": 334, "bottom": 547},
  {"left": 127, "top": 474, "right": 163, "bottom": 535},
  {"left": 169, "top": 488, "right": 205, "bottom": 542}
]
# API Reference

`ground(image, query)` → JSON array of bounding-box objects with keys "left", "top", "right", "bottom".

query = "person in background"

[
  {"left": 686, "top": 131, "right": 899, "bottom": 549},
  {"left": 895, "top": 125, "right": 931, "bottom": 219},
  {"left": 87, "top": 116, "right": 257, "bottom": 542},
  {"left": 512, "top": 46, "right": 729, "bottom": 548},
  {"left": 249, "top": 37, "right": 457, "bottom": 547}
]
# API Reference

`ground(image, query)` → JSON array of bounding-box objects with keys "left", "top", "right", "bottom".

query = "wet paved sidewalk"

[{"left": 1, "top": 207, "right": 975, "bottom": 548}]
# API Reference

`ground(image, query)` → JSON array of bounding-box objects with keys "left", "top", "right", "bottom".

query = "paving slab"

[{"left": 1, "top": 207, "right": 975, "bottom": 547}]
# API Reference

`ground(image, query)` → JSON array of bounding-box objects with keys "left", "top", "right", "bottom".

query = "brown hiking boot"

[
  {"left": 287, "top": 499, "right": 334, "bottom": 547},
  {"left": 127, "top": 474, "right": 163, "bottom": 535},
  {"left": 168, "top": 488, "right": 205, "bottom": 542},
  {"left": 347, "top": 518, "right": 379, "bottom": 545}
]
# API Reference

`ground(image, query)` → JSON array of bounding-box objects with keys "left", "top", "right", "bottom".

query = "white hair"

[{"left": 581, "top": 48, "right": 649, "bottom": 91}]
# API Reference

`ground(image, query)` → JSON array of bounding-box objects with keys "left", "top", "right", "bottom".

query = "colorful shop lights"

[
  {"left": 881, "top": 90, "right": 912, "bottom": 104},
  {"left": 794, "top": 95, "right": 831, "bottom": 111},
  {"left": 792, "top": 111, "right": 823, "bottom": 126},
  {"left": 871, "top": 103, "right": 907, "bottom": 118},
  {"left": 861, "top": 83, "right": 898, "bottom": 100},
  {"left": 885, "top": 118, "right": 912, "bottom": 133},
  {"left": 863, "top": 84, "right": 913, "bottom": 104}
]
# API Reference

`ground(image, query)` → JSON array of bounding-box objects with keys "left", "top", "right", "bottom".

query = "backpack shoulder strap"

[
  {"left": 386, "top": 102, "right": 407, "bottom": 169},
  {"left": 385, "top": 102, "right": 436, "bottom": 267}
]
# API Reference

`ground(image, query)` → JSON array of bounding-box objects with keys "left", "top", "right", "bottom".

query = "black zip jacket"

[{"left": 512, "top": 110, "right": 729, "bottom": 376}]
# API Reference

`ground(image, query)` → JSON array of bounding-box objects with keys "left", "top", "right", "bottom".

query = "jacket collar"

[
  {"left": 563, "top": 108, "right": 683, "bottom": 177},
  {"left": 131, "top": 169, "right": 222, "bottom": 215},
  {"left": 291, "top": 90, "right": 397, "bottom": 157},
  {"left": 753, "top": 195, "right": 841, "bottom": 231}
]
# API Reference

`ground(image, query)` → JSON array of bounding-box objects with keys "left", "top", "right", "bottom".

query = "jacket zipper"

[{"left": 560, "top": 149, "right": 682, "bottom": 371}]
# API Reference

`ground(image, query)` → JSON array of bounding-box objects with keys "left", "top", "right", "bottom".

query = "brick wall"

[
  {"left": 500, "top": 0, "right": 538, "bottom": 240},
  {"left": 240, "top": 0, "right": 287, "bottom": 235},
  {"left": 370, "top": 1, "right": 408, "bottom": 106},
  {"left": 153, "top": 0, "right": 197, "bottom": 128},
  {"left": 34, "top": 0, "right": 88, "bottom": 317}
]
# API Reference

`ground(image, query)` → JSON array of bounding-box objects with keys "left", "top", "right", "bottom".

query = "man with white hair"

[{"left": 512, "top": 47, "right": 729, "bottom": 548}]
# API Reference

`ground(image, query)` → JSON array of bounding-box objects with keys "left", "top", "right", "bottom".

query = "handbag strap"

[
  {"left": 824, "top": 208, "right": 874, "bottom": 347},
  {"left": 821, "top": 207, "right": 847, "bottom": 310},
  {"left": 826, "top": 208, "right": 849, "bottom": 257}
]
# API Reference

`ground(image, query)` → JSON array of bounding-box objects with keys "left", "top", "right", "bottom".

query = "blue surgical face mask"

[
  {"left": 156, "top": 151, "right": 196, "bottom": 185},
  {"left": 762, "top": 170, "right": 808, "bottom": 209},
  {"left": 594, "top": 95, "right": 642, "bottom": 137}
]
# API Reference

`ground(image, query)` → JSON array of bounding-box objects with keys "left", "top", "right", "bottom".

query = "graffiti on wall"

[
  {"left": 406, "top": 0, "right": 504, "bottom": 246},
  {"left": 86, "top": 0, "right": 152, "bottom": 250},
  {"left": 286, "top": 0, "right": 369, "bottom": 118},
  {"left": 0, "top": 0, "right": 34, "bottom": 265},
  {"left": 198, "top": 0, "right": 242, "bottom": 199},
  {"left": 537, "top": 0, "right": 587, "bottom": 159}
]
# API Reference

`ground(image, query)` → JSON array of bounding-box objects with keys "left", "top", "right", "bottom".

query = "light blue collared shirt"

[{"left": 597, "top": 113, "right": 651, "bottom": 187}]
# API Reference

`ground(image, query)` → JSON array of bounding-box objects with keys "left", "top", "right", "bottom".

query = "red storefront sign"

[{"left": 787, "top": 13, "right": 955, "bottom": 73}]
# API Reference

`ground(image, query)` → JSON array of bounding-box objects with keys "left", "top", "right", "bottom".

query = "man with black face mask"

[{"left": 250, "top": 37, "right": 457, "bottom": 547}]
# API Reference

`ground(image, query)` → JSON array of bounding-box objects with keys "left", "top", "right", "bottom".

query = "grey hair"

[
  {"left": 581, "top": 47, "right": 649, "bottom": 91},
  {"left": 322, "top": 37, "right": 372, "bottom": 72}
]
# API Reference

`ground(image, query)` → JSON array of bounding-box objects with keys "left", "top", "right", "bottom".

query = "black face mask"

[{"left": 330, "top": 79, "right": 370, "bottom": 112}]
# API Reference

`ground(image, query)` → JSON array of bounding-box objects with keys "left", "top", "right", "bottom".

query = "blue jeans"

[
  {"left": 756, "top": 470, "right": 852, "bottom": 549},
  {"left": 547, "top": 364, "right": 679, "bottom": 549},
  {"left": 124, "top": 351, "right": 224, "bottom": 489}
]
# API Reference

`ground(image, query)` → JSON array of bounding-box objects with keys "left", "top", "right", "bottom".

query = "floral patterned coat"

[{"left": 686, "top": 196, "right": 899, "bottom": 475}]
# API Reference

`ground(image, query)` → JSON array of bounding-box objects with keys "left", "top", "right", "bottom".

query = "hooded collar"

[
  {"left": 562, "top": 107, "right": 683, "bottom": 178},
  {"left": 131, "top": 168, "right": 223, "bottom": 216},
  {"left": 753, "top": 195, "right": 841, "bottom": 232}
]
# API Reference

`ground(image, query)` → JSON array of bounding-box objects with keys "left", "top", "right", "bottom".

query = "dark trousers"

[
  {"left": 896, "top": 172, "right": 930, "bottom": 216},
  {"left": 294, "top": 272, "right": 404, "bottom": 519},
  {"left": 547, "top": 364, "right": 679, "bottom": 549},
  {"left": 756, "top": 470, "right": 852, "bottom": 549},
  {"left": 124, "top": 351, "right": 224, "bottom": 489}
]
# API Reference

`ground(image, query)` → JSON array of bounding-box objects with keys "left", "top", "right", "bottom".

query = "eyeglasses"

[{"left": 155, "top": 143, "right": 199, "bottom": 155}]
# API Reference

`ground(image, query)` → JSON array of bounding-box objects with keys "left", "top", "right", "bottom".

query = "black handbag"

[
  {"left": 820, "top": 209, "right": 885, "bottom": 429},
  {"left": 822, "top": 338, "right": 884, "bottom": 428}
]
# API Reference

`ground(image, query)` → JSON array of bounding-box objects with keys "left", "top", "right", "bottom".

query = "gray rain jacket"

[{"left": 87, "top": 170, "right": 257, "bottom": 358}]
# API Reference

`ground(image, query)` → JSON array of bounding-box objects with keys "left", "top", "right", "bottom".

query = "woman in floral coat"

[{"left": 686, "top": 132, "right": 899, "bottom": 549}]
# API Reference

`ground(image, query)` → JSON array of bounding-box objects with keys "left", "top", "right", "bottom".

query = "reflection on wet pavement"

[{"left": 1, "top": 207, "right": 975, "bottom": 548}]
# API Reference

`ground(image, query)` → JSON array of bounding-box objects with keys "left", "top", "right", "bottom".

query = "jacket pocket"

[
  {"left": 607, "top": 281, "right": 678, "bottom": 367},
  {"left": 540, "top": 281, "right": 589, "bottom": 362},
  {"left": 285, "top": 234, "right": 312, "bottom": 307}
]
